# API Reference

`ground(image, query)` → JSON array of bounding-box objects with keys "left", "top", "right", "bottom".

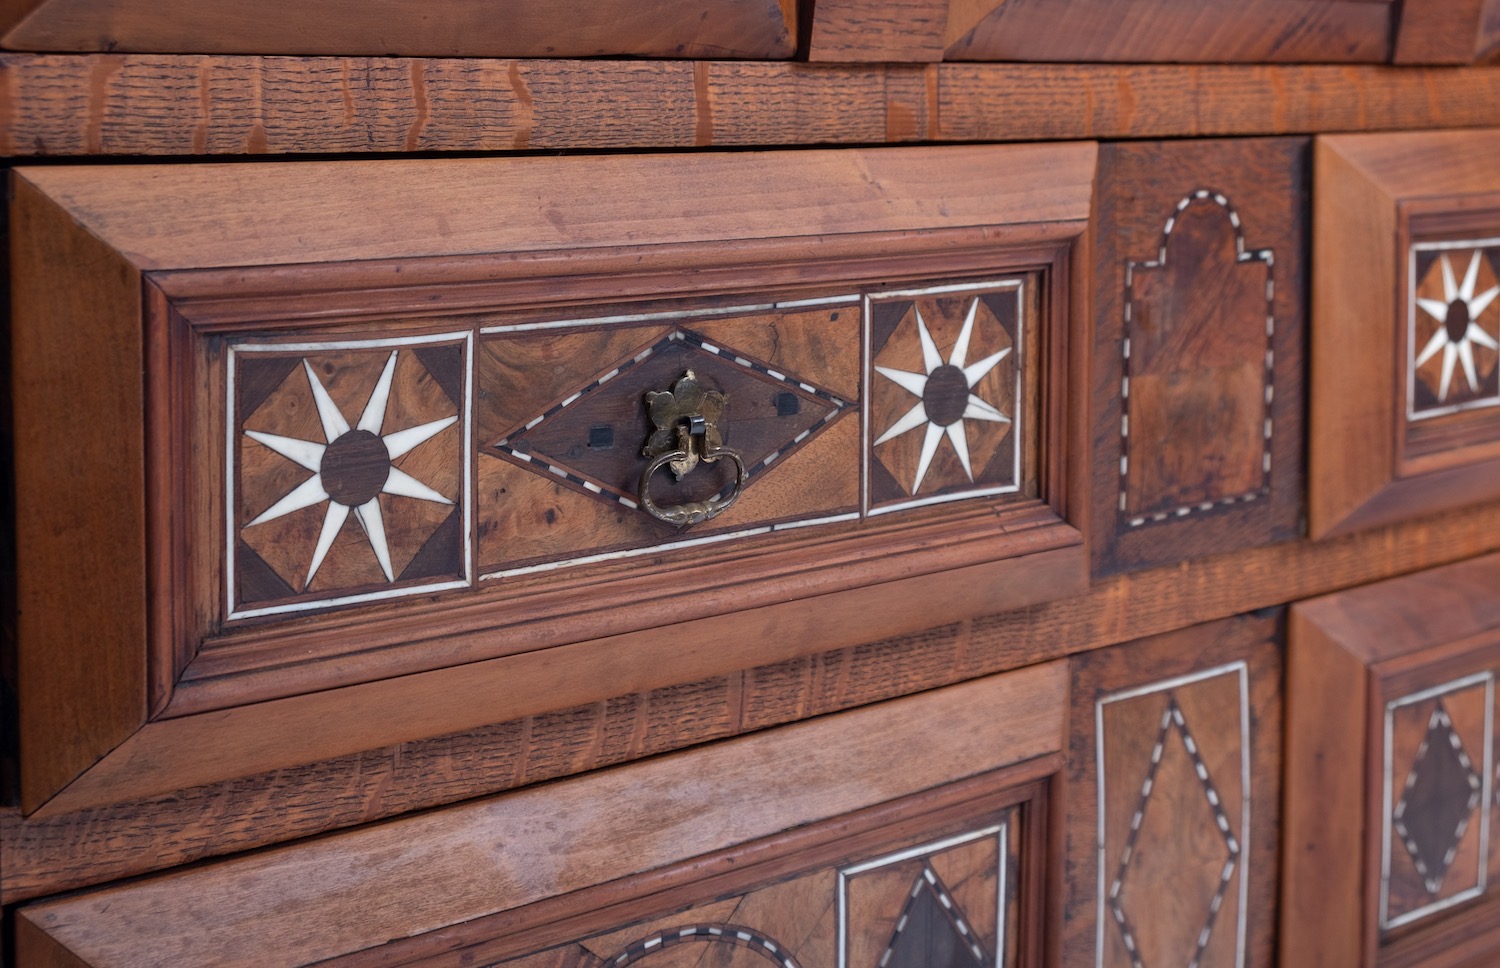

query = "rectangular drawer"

[
  {"left": 10, "top": 144, "right": 1093, "bottom": 815},
  {"left": 1312, "top": 129, "right": 1500, "bottom": 537},
  {"left": 1287, "top": 555, "right": 1500, "bottom": 966},
  {"left": 15, "top": 665, "right": 1066, "bottom": 968}
]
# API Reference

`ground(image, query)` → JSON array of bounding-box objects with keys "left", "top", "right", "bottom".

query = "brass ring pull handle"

[
  {"left": 638, "top": 370, "right": 745, "bottom": 528},
  {"left": 638, "top": 443, "right": 747, "bottom": 527}
]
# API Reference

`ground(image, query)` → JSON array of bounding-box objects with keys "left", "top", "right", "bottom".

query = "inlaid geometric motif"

[
  {"left": 865, "top": 281, "right": 1022, "bottom": 515},
  {"left": 485, "top": 328, "right": 850, "bottom": 519},
  {"left": 1381, "top": 672, "right": 1493, "bottom": 930},
  {"left": 840, "top": 824, "right": 1010, "bottom": 968},
  {"left": 1408, "top": 241, "right": 1500, "bottom": 419},
  {"left": 1394, "top": 705, "right": 1482, "bottom": 895},
  {"left": 487, "top": 814, "right": 1018, "bottom": 968},
  {"left": 1120, "top": 190, "right": 1275, "bottom": 527},
  {"left": 229, "top": 333, "right": 471, "bottom": 619},
  {"left": 1097, "top": 664, "right": 1249, "bottom": 968}
]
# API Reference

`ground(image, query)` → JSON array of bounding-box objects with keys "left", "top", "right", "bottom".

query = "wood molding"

[
  {"left": 1393, "top": 0, "right": 1488, "bottom": 63},
  {"left": 9, "top": 498, "right": 1500, "bottom": 904},
  {"left": 1287, "top": 554, "right": 1500, "bottom": 965},
  {"left": 1311, "top": 129, "right": 1500, "bottom": 537},
  {"left": 11, "top": 143, "right": 1097, "bottom": 814},
  {"left": 9, "top": 175, "right": 148, "bottom": 813},
  {"left": 6, "top": 57, "right": 1500, "bottom": 157},
  {"left": 16, "top": 665, "right": 1065, "bottom": 967}
]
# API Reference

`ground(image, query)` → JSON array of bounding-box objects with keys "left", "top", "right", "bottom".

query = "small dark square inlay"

[
  {"left": 588, "top": 426, "right": 614, "bottom": 450},
  {"left": 775, "top": 392, "right": 801, "bottom": 417}
]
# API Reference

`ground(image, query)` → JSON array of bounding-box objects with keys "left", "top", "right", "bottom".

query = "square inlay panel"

[{"left": 864, "top": 280, "right": 1036, "bottom": 516}]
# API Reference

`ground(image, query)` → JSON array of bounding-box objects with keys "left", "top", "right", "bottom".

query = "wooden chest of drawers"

[{"left": 9, "top": 4, "right": 1500, "bottom": 968}]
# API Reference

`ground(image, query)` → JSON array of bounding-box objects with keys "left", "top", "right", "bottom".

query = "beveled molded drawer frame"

[
  {"left": 16, "top": 664, "right": 1066, "bottom": 968},
  {"left": 1312, "top": 129, "right": 1500, "bottom": 538},
  {"left": 1286, "top": 554, "right": 1500, "bottom": 967},
  {"left": 12, "top": 143, "right": 1095, "bottom": 815}
]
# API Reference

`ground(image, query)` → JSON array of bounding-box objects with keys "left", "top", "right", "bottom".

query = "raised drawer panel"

[
  {"left": 1312, "top": 129, "right": 1500, "bottom": 538},
  {"left": 1087, "top": 138, "right": 1307, "bottom": 577},
  {"left": 1063, "top": 612, "right": 1283, "bottom": 968},
  {"left": 15, "top": 666, "right": 1064, "bottom": 968},
  {"left": 1286, "top": 554, "right": 1500, "bottom": 967},
  {"left": 11, "top": 144, "right": 1093, "bottom": 816}
]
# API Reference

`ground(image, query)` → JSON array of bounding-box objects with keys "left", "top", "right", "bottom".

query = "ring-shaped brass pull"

[
  {"left": 638, "top": 444, "right": 747, "bottom": 527},
  {"left": 637, "top": 370, "right": 745, "bottom": 528}
]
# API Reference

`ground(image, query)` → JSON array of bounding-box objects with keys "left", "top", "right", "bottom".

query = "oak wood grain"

[
  {"left": 16, "top": 665, "right": 1065, "bottom": 968},
  {"left": 7, "top": 57, "right": 1500, "bottom": 157},
  {"left": 9, "top": 175, "right": 148, "bottom": 814},
  {"left": 1282, "top": 608, "right": 1370, "bottom": 968},
  {"left": 806, "top": 0, "right": 948, "bottom": 61},
  {"left": 7, "top": 501, "right": 1500, "bottom": 904},
  {"left": 0, "top": 0, "right": 796, "bottom": 58}
]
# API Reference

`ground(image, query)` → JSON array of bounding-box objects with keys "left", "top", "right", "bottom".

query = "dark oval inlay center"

[
  {"left": 923, "top": 364, "right": 971, "bottom": 427},
  {"left": 1445, "top": 299, "right": 1473, "bottom": 343},
  {"left": 321, "top": 429, "right": 390, "bottom": 507}
]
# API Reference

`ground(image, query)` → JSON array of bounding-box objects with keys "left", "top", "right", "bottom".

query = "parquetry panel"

[
  {"left": 485, "top": 816, "right": 1020, "bottom": 968},
  {"left": 1097, "top": 665, "right": 1248, "bottom": 968},
  {"left": 230, "top": 332, "right": 472, "bottom": 618},
  {"left": 865, "top": 281, "right": 1025, "bottom": 515},
  {"left": 1381, "top": 673, "right": 1494, "bottom": 929},
  {"left": 1407, "top": 241, "right": 1500, "bottom": 420}
]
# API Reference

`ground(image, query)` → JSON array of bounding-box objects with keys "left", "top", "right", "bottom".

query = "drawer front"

[
  {"left": 1287, "top": 554, "right": 1500, "bottom": 966},
  {"left": 15, "top": 666, "right": 1065, "bottom": 968},
  {"left": 1312, "top": 129, "right": 1500, "bottom": 538},
  {"left": 11, "top": 143, "right": 1093, "bottom": 815}
]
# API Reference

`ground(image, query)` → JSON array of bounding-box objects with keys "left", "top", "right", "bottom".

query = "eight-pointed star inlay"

[
  {"left": 1415, "top": 251, "right": 1500, "bottom": 403},
  {"left": 244, "top": 351, "right": 458, "bottom": 589},
  {"left": 873, "top": 298, "right": 1012, "bottom": 495}
]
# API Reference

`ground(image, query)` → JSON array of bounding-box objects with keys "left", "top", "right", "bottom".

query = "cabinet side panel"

[
  {"left": 10, "top": 174, "right": 146, "bottom": 813},
  {"left": 1281, "top": 608, "right": 1368, "bottom": 968}
]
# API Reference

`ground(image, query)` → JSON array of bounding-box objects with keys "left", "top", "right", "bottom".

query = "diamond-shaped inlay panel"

[
  {"left": 474, "top": 304, "right": 862, "bottom": 578},
  {"left": 229, "top": 333, "right": 472, "bottom": 619},
  {"left": 1408, "top": 241, "right": 1500, "bottom": 420},
  {"left": 1097, "top": 664, "right": 1249, "bottom": 968},
  {"left": 1394, "top": 705, "right": 1482, "bottom": 895},
  {"left": 487, "top": 330, "right": 848, "bottom": 512},
  {"left": 865, "top": 282, "right": 1024, "bottom": 515},
  {"left": 1382, "top": 673, "right": 1494, "bottom": 930}
]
